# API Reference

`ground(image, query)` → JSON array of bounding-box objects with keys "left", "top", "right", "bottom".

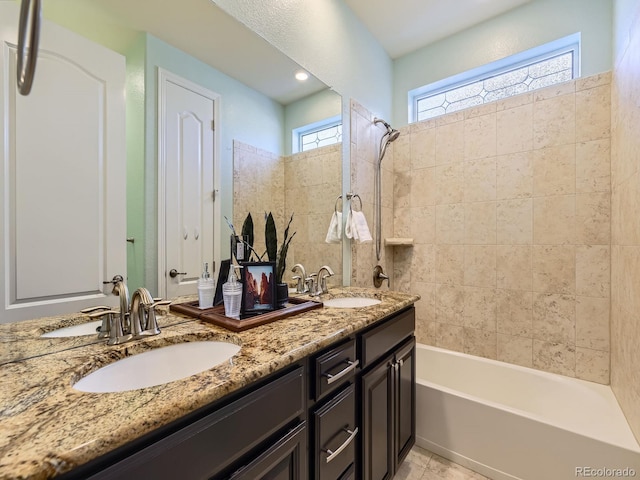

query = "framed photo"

[{"left": 240, "top": 261, "right": 276, "bottom": 315}]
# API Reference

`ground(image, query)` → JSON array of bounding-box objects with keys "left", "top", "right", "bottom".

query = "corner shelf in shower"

[{"left": 384, "top": 238, "right": 414, "bottom": 246}]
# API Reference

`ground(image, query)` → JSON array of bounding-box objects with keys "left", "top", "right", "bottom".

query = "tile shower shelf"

[
  {"left": 384, "top": 238, "right": 414, "bottom": 246},
  {"left": 170, "top": 297, "right": 323, "bottom": 332}
]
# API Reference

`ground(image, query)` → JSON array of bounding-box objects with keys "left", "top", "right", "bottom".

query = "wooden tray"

[{"left": 170, "top": 297, "right": 323, "bottom": 332}]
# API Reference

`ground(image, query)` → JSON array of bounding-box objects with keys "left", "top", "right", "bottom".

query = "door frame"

[{"left": 157, "top": 68, "right": 221, "bottom": 298}]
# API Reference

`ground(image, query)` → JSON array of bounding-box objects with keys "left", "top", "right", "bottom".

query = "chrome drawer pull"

[
  {"left": 323, "top": 427, "right": 358, "bottom": 464},
  {"left": 323, "top": 359, "right": 359, "bottom": 385}
]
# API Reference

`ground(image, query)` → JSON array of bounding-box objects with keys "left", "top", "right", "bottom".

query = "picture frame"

[{"left": 240, "top": 261, "right": 276, "bottom": 316}]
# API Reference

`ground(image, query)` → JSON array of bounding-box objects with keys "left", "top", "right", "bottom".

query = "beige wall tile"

[
  {"left": 533, "top": 144, "right": 576, "bottom": 196},
  {"left": 576, "top": 85, "right": 611, "bottom": 143},
  {"left": 576, "top": 72, "right": 611, "bottom": 91},
  {"left": 497, "top": 289, "right": 533, "bottom": 337},
  {"left": 436, "top": 284, "right": 465, "bottom": 325},
  {"left": 464, "top": 113, "right": 497, "bottom": 160},
  {"left": 576, "top": 348, "right": 610, "bottom": 384},
  {"left": 534, "top": 81, "right": 576, "bottom": 100},
  {"left": 576, "top": 139, "right": 611, "bottom": 193},
  {"left": 410, "top": 206, "right": 436, "bottom": 244},
  {"left": 464, "top": 327, "right": 497, "bottom": 359},
  {"left": 576, "top": 296, "right": 610, "bottom": 351},
  {"left": 436, "top": 323, "right": 464, "bottom": 352},
  {"left": 464, "top": 286, "right": 497, "bottom": 331},
  {"left": 394, "top": 207, "right": 412, "bottom": 239},
  {"left": 435, "top": 245, "right": 464, "bottom": 285},
  {"left": 497, "top": 198, "right": 533, "bottom": 245},
  {"left": 497, "top": 334, "right": 533, "bottom": 368},
  {"left": 533, "top": 195, "right": 576, "bottom": 244},
  {"left": 496, "top": 92, "right": 533, "bottom": 111},
  {"left": 532, "top": 245, "right": 576, "bottom": 294},
  {"left": 411, "top": 127, "right": 436, "bottom": 170},
  {"left": 576, "top": 245, "right": 610, "bottom": 298},
  {"left": 533, "top": 94, "right": 575, "bottom": 149},
  {"left": 411, "top": 244, "right": 436, "bottom": 283},
  {"left": 464, "top": 157, "right": 497, "bottom": 202},
  {"left": 497, "top": 245, "right": 532, "bottom": 291},
  {"left": 533, "top": 340, "right": 576, "bottom": 377},
  {"left": 464, "top": 245, "right": 497, "bottom": 288},
  {"left": 414, "top": 281, "right": 436, "bottom": 325},
  {"left": 394, "top": 171, "right": 412, "bottom": 209},
  {"left": 465, "top": 201, "right": 497, "bottom": 245},
  {"left": 533, "top": 293, "right": 576, "bottom": 345},
  {"left": 436, "top": 111, "right": 465, "bottom": 126},
  {"left": 392, "top": 131, "right": 411, "bottom": 173},
  {"left": 436, "top": 162, "right": 464, "bottom": 204},
  {"left": 436, "top": 203, "right": 465, "bottom": 244},
  {"left": 435, "top": 120, "right": 464, "bottom": 165},
  {"left": 576, "top": 193, "right": 611, "bottom": 245},
  {"left": 496, "top": 151, "right": 533, "bottom": 200},
  {"left": 496, "top": 103, "right": 533, "bottom": 155},
  {"left": 410, "top": 167, "right": 436, "bottom": 207},
  {"left": 465, "top": 102, "right": 497, "bottom": 119}
]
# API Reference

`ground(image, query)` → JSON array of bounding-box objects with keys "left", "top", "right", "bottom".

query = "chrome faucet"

[
  {"left": 291, "top": 263, "right": 308, "bottom": 293},
  {"left": 83, "top": 279, "right": 169, "bottom": 345},
  {"left": 308, "top": 265, "right": 334, "bottom": 296}
]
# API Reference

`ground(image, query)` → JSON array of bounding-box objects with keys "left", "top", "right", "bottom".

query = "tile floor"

[{"left": 394, "top": 446, "right": 490, "bottom": 480}]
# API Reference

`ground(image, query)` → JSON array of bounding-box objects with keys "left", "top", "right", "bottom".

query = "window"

[
  {"left": 409, "top": 33, "right": 580, "bottom": 123},
  {"left": 293, "top": 115, "right": 342, "bottom": 153}
]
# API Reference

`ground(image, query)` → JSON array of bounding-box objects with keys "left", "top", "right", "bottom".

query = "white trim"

[
  {"left": 157, "top": 68, "right": 221, "bottom": 297},
  {"left": 408, "top": 33, "right": 581, "bottom": 123}
]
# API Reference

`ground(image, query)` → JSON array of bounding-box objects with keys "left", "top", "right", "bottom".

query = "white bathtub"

[{"left": 415, "top": 344, "right": 640, "bottom": 480}]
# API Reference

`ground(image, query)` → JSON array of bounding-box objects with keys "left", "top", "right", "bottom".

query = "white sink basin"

[
  {"left": 73, "top": 341, "right": 241, "bottom": 393},
  {"left": 323, "top": 297, "right": 381, "bottom": 308},
  {"left": 41, "top": 320, "right": 102, "bottom": 338}
]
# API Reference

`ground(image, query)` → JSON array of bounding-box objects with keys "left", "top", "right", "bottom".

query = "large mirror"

[
  {"left": 43, "top": 0, "right": 344, "bottom": 290},
  {"left": 0, "top": 0, "right": 342, "bottom": 361}
]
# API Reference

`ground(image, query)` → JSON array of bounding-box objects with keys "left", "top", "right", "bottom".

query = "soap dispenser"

[
  {"left": 222, "top": 265, "right": 242, "bottom": 319},
  {"left": 198, "top": 262, "right": 215, "bottom": 308}
]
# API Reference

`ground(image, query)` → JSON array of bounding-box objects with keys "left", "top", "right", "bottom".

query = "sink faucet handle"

[
  {"left": 292, "top": 275, "right": 308, "bottom": 293},
  {"left": 87, "top": 309, "right": 118, "bottom": 339},
  {"left": 305, "top": 273, "right": 318, "bottom": 295}
]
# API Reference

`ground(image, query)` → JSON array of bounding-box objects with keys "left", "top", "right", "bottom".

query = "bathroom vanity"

[{"left": 0, "top": 287, "right": 418, "bottom": 480}]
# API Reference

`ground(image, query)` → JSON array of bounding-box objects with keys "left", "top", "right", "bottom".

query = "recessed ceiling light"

[{"left": 295, "top": 70, "right": 309, "bottom": 81}]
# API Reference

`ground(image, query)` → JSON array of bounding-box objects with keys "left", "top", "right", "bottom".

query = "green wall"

[{"left": 392, "top": 0, "right": 614, "bottom": 126}]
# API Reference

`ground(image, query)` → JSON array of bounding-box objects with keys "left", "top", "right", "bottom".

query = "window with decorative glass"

[
  {"left": 409, "top": 34, "right": 580, "bottom": 123},
  {"left": 293, "top": 116, "right": 342, "bottom": 153}
]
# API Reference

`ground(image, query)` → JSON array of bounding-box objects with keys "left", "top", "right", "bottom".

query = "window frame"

[
  {"left": 408, "top": 33, "right": 581, "bottom": 123},
  {"left": 292, "top": 115, "right": 342, "bottom": 154}
]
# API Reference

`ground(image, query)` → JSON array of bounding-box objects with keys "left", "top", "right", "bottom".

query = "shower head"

[{"left": 387, "top": 129, "right": 400, "bottom": 143}]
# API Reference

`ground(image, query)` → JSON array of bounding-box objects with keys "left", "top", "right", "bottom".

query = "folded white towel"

[
  {"left": 352, "top": 210, "right": 372, "bottom": 243},
  {"left": 325, "top": 211, "right": 343, "bottom": 243},
  {"left": 344, "top": 209, "right": 355, "bottom": 240}
]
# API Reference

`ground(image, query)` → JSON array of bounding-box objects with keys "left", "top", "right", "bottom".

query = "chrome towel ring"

[{"left": 17, "top": 0, "right": 41, "bottom": 96}]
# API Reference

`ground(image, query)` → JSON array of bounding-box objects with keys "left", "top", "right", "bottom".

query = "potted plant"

[{"left": 241, "top": 212, "right": 296, "bottom": 306}]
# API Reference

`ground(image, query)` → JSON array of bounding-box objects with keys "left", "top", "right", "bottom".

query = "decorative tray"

[{"left": 169, "top": 297, "right": 323, "bottom": 332}]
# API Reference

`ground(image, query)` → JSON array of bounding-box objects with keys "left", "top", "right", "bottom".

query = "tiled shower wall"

[
  {"left": 390, "top": 73, "right": 612, "bottom": 384},
  {"left": 233, "top": 140, "right": 342, "bottom": 286},
  {"left": 611, "top": 2, "right": 640, "bottom": 442},
  {"left": 349, "top": 100, "right": 395, "bottom": 289}
]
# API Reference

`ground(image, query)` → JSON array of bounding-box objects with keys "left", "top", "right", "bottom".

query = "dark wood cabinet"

[
  {"left": 63, "top": 306, "right": 415, "bottom": 480},
  {"left": 358, "top": 309, "right": 416, "bottom": 480}
]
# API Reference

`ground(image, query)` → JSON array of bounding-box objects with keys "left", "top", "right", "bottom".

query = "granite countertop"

[{"left": 0, "top": 287, "right": 419, "bottom": 479}]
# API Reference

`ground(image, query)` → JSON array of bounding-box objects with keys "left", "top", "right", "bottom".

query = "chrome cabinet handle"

[
  {"left": 16, "top": 0, "right": 41, "bottom": 95},
  {"left": 322, "top": 359, "right": 359, "bottom": 385},
  {"left": 323, "top": 427, "right": 358, "bottom": 464}
]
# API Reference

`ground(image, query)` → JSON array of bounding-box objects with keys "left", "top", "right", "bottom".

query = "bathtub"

[{"left": 415, "top": 344, "right": 640, "bottom": 480}]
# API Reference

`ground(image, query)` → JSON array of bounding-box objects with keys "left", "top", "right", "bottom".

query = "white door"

[
  {"left": 158, "top": 70, "right": 218, "bottom": 299},
  {"left": 0, "top": 3, "right": 126, "bottom": 323}
]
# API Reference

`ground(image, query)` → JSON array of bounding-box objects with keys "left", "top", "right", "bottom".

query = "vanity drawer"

[
  {"left": 312, "top": 384, "right": 357, "bottom": 480},
  {"left": 358, "top": 307, "right": 414, "bottom": 369},
  {"left": 313, "top": 338, "right": 358, "bottom": 401}
]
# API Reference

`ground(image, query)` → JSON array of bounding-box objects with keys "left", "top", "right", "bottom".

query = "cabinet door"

[
  {"left": 360, "top": 353, "right": 394, "bottom": 480},
  {"left": 0, "top": 2, "right": 126, "bottom": 322},
  {"left": 394, "top": 337, "right": 416, "bottom": 469},
  {"left": 228, "top": 421, "right": 307, "bottom": 480}
]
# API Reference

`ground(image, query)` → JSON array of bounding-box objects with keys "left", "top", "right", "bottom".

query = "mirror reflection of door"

[{"left": 158, "top": 69, "right": 218, "bottom": 299}]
